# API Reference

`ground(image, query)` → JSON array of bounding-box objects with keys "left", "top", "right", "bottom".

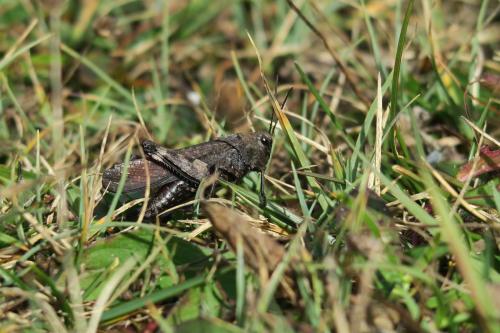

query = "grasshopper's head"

[{"left": 241, "top": 132, "right": 273, "bottom": 172}]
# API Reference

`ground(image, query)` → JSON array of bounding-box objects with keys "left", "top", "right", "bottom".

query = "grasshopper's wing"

[
  {"left": 172, "top": 135, "right": 241, "bottom": 164},
  {"left": 142, "top": 140, "right": 210, "bottom": 186},
  {"left": 102, "top": 158, "right": 176, "bottom": 195}
]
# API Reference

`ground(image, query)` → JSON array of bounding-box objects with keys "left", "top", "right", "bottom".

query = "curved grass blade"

[
  {"left": 100, "top": 267, "right": 234, "bottom": 323},
  {"left": 388, "top": 0, "right": 414, "bottom": 153},
  {"left": 61, "top": 43, "right": 133, "bottom": 103}
]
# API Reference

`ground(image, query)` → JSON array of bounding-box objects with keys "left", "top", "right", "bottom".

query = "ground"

[{"left": 0, "top": 1, "right": 499, "bottom": 332}]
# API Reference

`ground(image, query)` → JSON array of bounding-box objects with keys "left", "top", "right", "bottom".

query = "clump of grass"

[{"left": 1, "top": 1, "right": 499, "bottom": 332}]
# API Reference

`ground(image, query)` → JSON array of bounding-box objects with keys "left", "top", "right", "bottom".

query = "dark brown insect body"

[{"left": 102, "top": 132, "right": 273, "bottom": 218}]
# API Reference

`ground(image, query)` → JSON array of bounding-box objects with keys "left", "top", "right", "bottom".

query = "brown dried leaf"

[
  {"left": 457, "top": 146, "right": 500, "bottom": 182},
  {"left": 202, "top": 201, "right": 285, "bottom": 280},
  {"left": 479, "top": 73, "right": 500, "bottom": 93}
]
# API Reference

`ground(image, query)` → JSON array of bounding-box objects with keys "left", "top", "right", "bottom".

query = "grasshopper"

[{"left": 102, "top": 132, "right": 273, "bottom": 218}]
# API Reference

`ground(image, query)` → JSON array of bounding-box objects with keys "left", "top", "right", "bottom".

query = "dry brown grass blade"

[
  {"left": 368, "top": 73, "right": 384, "bottom": 194},
  {"left": 461, "top": 116, "right": 500, "bottom": 148},
  {"left": 1, "top": 288, "right": 68, "bottom": 333}
]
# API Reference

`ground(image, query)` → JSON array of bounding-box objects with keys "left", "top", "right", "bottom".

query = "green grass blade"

[{"left": 100, "top": 267, "right": 234, "bottom": 322}]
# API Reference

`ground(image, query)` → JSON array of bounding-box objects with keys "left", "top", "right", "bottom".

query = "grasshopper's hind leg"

[{"left": 144, "top": 180, "right": 196, "bottom": 219}]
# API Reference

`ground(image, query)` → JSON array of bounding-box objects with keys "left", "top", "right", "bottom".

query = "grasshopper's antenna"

[
  {"left": 269, "top": 75, "right": 280, "bottom": 135},
  {"left": 268, "top": 110, "right": 277, "bottom": 134},
  {"left": 271, "top": 87, "right": 293, "bottom": 136}
]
